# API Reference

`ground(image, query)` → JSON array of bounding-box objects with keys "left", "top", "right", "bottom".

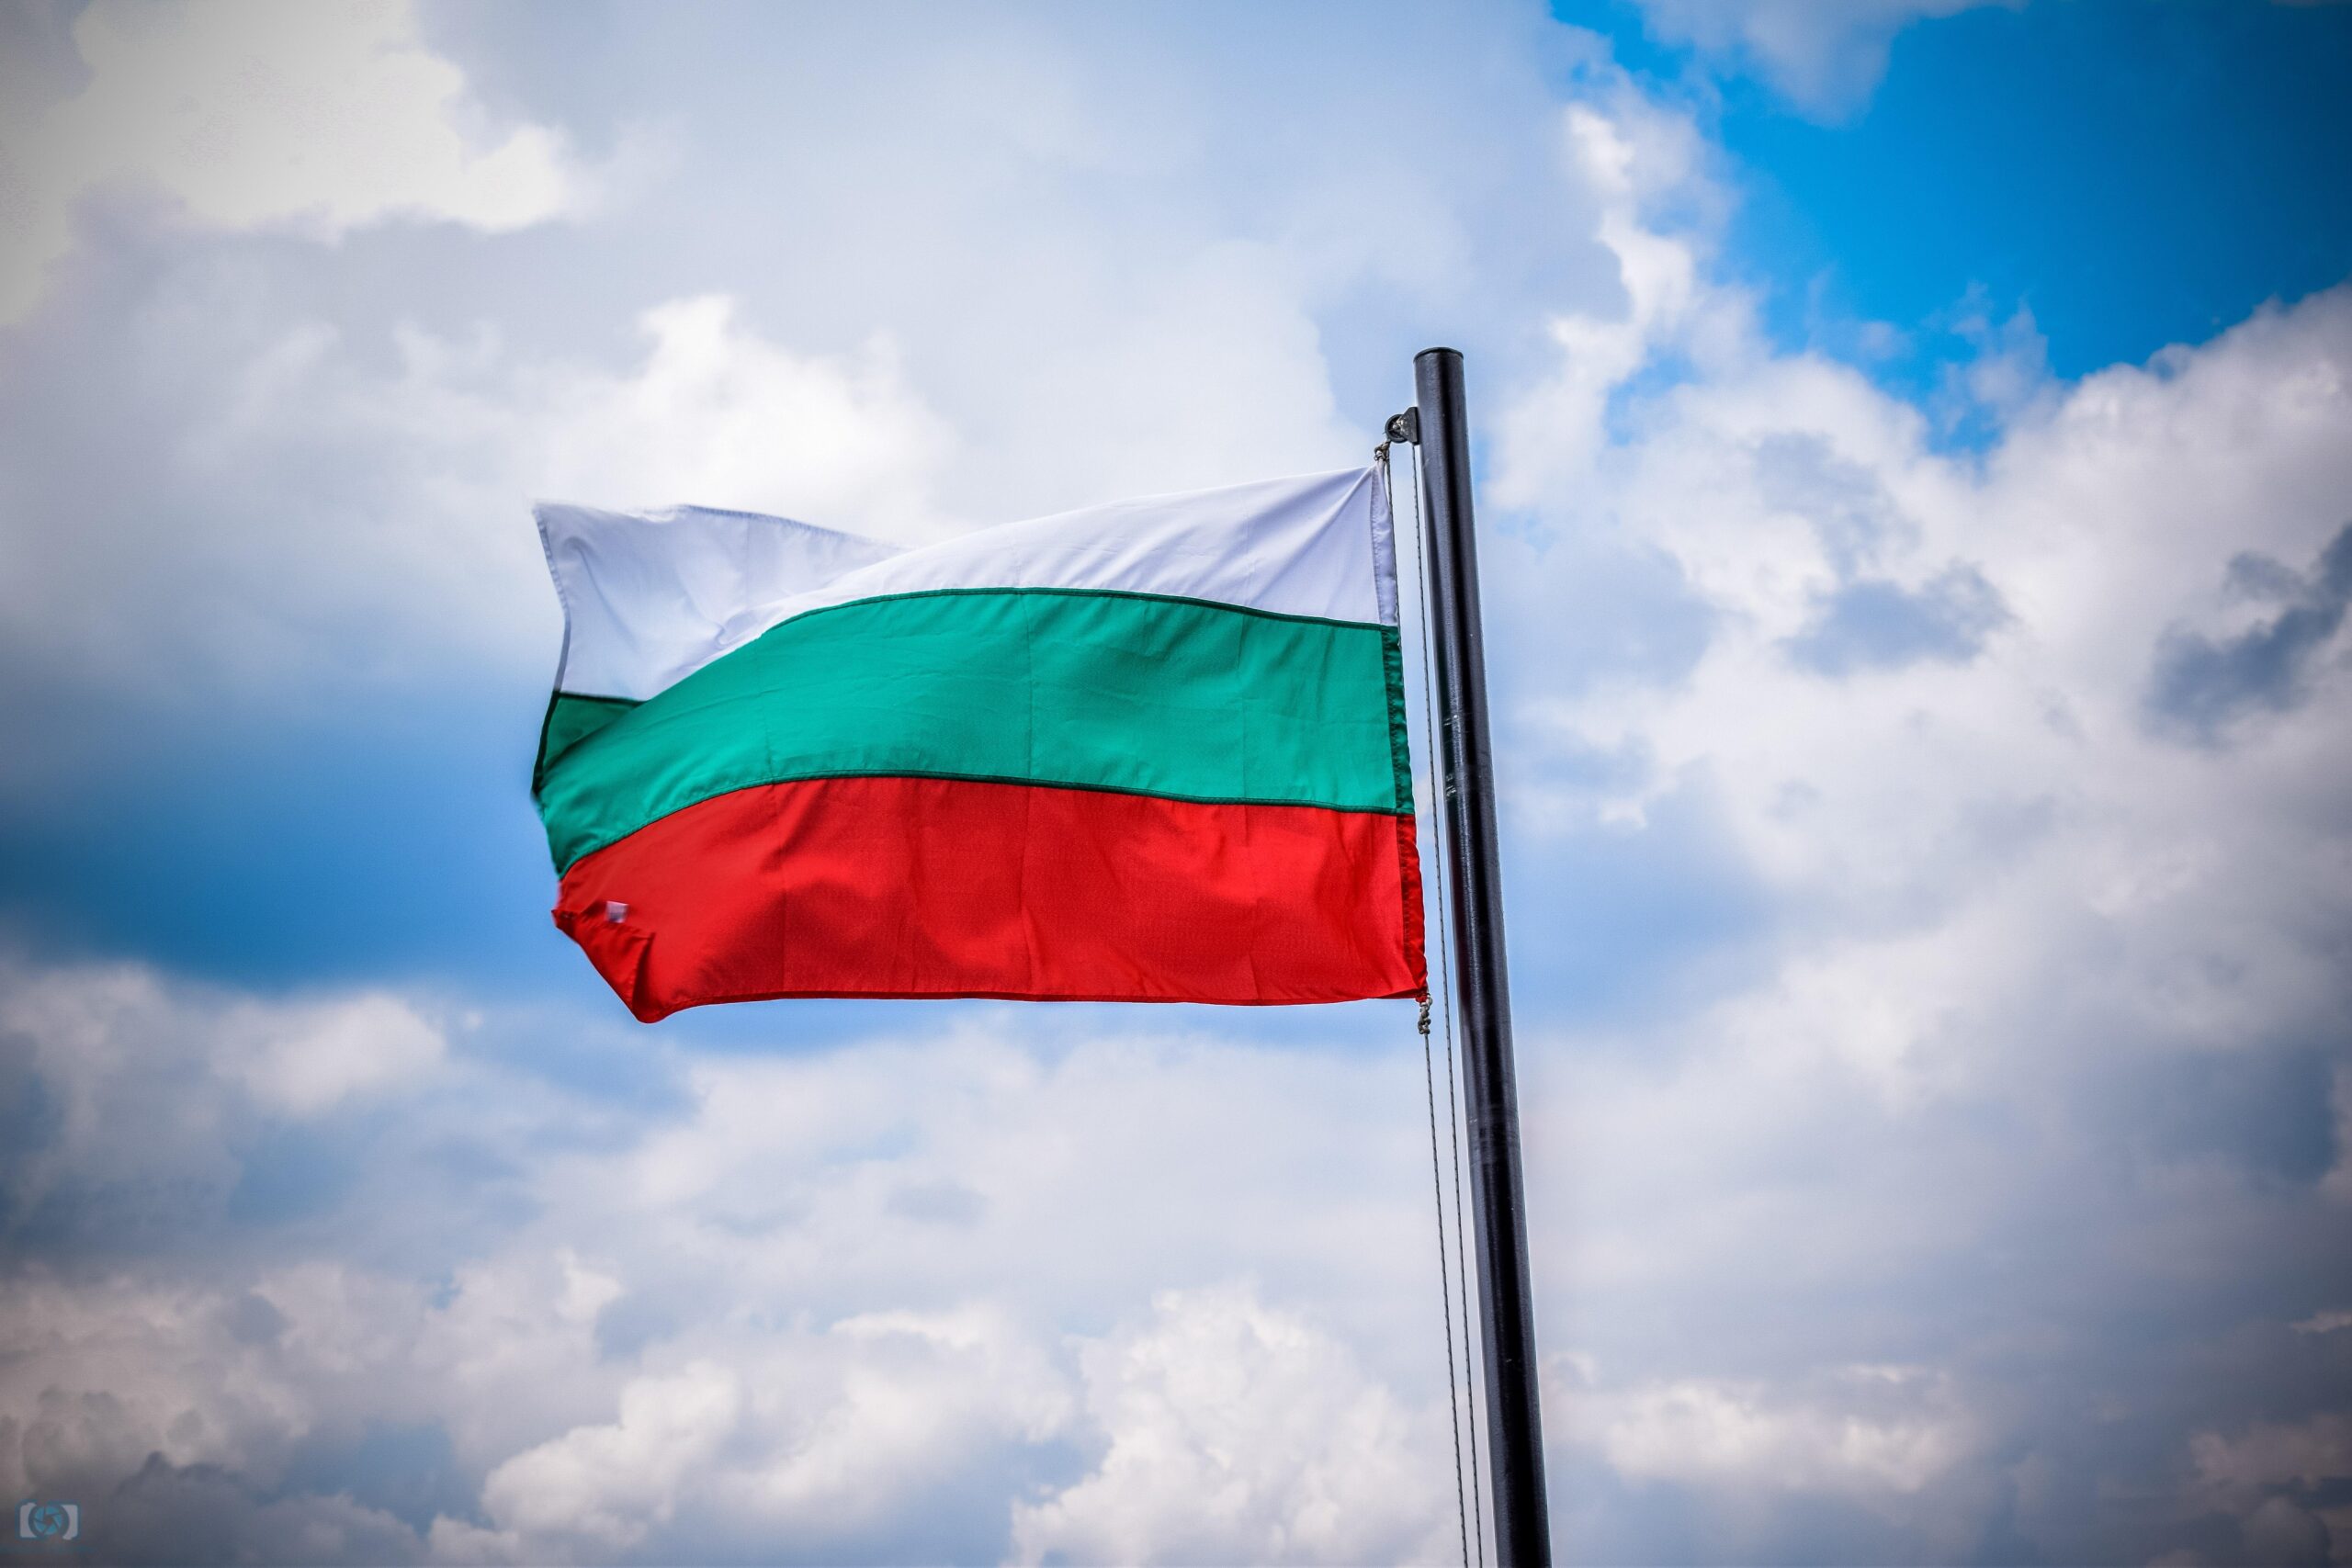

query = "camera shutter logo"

[{"left": 16, "top": 1502, "right": 79, "bottom": 1542}]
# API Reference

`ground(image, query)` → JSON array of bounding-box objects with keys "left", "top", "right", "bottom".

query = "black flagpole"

[{"left": 1403, "top": 346, "right": 1552, "bottom": 1565}]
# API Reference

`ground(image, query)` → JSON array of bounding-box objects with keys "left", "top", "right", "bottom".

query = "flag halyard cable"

[
  {"left": 1419, "top": 991, "right": 1474, "bottom": 1568},
  {"left": 1390, "top": 437, "right": 1488, "bottom": 1568}
]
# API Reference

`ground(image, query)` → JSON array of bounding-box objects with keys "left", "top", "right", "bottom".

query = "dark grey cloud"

[
  {"left": 89, "top": 1455, "right": 426, "bottom": 1567},
  {"left": 2148, "top": 523, "right": 2352, "bottom": 745}
]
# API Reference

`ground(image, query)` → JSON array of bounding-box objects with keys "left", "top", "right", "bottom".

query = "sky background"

[{"left": 2, "top": 1, "right": 2349, "bottom": 1562}]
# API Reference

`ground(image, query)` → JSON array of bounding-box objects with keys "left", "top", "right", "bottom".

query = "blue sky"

[
  {"left": 2, "top": 2, "right": 2349, "bottom": 1563},
  {"left": 1595, "top": 0, "right": 2352, "bottom": 386}
]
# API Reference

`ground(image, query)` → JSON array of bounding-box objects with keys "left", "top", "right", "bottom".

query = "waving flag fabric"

[{"left": 532, "top": 467, "right": 1424, "bottom": 1021}]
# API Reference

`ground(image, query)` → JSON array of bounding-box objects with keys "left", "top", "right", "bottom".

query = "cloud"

[
  {"left": 476, "top": 1359, "right": 740, "bottom": 1551},
  {"left": 0, "top": 286, "right": 956, "bottom": 715},
  {"left": 0, "top": 955, "right": 449, "bottom": 1247},
  {"left": 0, "top": 0, "right": 1632, "bottom": 993},
  {"left": 1012, "top": 1283, "right": 1453, "bottom": 1565},
  {"left": 3, "top": 8, "right": 1500, "bottom": 722},
  {"left": 1783, "top": 564, "right": 2010, "bottom": 674},
  {"left": 0, "top": 0, "right": 589, "bottom": 324},
  {"left": 226, "top": 993, "right": 447, "bottom": 1119},
  {"left": 1585, "top": 1368, "right": 1975, "bottom": 1495},
  {"left": 1476, "top": 75, "right": 2352, "bottom": 1560},
  {"left": 0, "top": 949, "right": 1471, "bottom": 1562},
  {"left": 466, "top": 1305, "right": 1080, "bottom": 1562},
  {"left": 1489, "top": 129, "right": 2352, "bottom": 1043},
  {"left": 522, "top": 297, "right": 956, "bottom": 535},
  {"left": 2145, "top": 522, "right": 2352, "bottom": 744},
  {"left": 1630, "top": 0, "right": 2014, "bottom": 116},
  {"left": 102, "top": 1455, "right": 426, "bottom": 1567},
  {"left": 2190, "top": 1416, "right": 2350, "bottom": 1565},
  {"left": 2194, "top": 1412, "right": 2352, "bottom": 1499}
]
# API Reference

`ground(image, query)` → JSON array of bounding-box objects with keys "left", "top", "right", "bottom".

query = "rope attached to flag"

[{"left": 1387, "top": 438, "right": 1489, "bottom": 1568}]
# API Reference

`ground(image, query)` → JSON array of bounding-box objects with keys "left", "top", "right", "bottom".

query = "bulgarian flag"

[{"left": 531, "top": 467, "right": 1426, "bottom": 1020}]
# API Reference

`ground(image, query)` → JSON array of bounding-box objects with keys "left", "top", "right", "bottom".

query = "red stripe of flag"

[{"left": 554, "top": 774, "right": 1424, "bottom": 1020}]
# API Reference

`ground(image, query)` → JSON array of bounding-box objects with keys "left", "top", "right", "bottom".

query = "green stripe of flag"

[{"left": 536, "top": 587, "right": 1409, "bottom": 873}]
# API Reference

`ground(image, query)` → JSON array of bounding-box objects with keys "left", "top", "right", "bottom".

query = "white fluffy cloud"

[
  {"left": 0, "top": 284, "right": 958, "bottom": 711},
  {"left": 1471, "top": 76, "right": 2352, "bottom": 1562},
  {"left": 0, "top": 0, "right": 587, "bottom": 324},
  {"left": 227, "top": 992, "right": 447, "bottom": 1118},
  {"left": 1012, "top": 1284, "right": 1453, "bottom": 1565},
  {"left": 1584, "top": 1369, "right": 1974, "bottom": 1495},
  {"left": 0, "top": 956, "right": 449, "bottom": 1247},
  {"left": 476, "top": 1359, "right": 740, "bottom": 1551},
  {"left": 463, "top": 1305, "right": 1077, "bottom": 1560},
  {"left": 1, "top": 5, "right": 1617, "bottom": 722},
  {"left": 518, "top": 297, "right": 955, "bottom": 532},
  {"left": 1489, "top": 107, "right": 2352, "bottom": 1104},
  {"left": 0, "top": 954, "right": 1472, "bottom": 1562}
]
